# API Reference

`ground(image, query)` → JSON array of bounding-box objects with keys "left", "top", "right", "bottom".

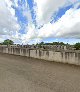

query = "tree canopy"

[
  {"left": 36, "top": 42, "right": 65, "bottom": 45},
  {"left": 2, "top": 39, "right": 14, "bottom": 45},
  {"left": 74, "top": 43, "right": 80, "bottom": 50}
]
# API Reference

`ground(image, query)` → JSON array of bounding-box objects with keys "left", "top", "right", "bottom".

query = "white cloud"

[
  {"left": 21, "top": 1, "right": 80, "bottom": 44},
  {"left": 37, "top": 6, "right": 80, "bottom": 39},
  {"left": 34, "top": 0, "right": 73, "bottom": 26},
  {"left": 38, "top": 5, "right": 80, "bottom": 38},
  {"left": 23, "top": 4, "right": 80, "bottom": 43},
  {"left": 13, "top": 0, "right": 18, "bottom": 7},
  {"left": 21, "top": 24, "right": 37, "bottom": 43},
  {"left": 0, "top": 0, "right": 80, "bottom": 44},
  {"left": 0, "top": 0, "right": 20, "bottom": 42}
]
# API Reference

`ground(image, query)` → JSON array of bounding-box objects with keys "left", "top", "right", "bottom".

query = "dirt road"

[{"left": 0, "top": 53, "right": 80, "bottom": 92}]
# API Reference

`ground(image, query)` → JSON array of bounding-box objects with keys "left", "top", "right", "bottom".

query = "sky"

[{"left": 0, "top": 0, "right": 80, "bottom": 44}]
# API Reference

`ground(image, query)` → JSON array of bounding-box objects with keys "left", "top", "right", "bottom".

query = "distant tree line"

[
  {"left": 36, "top": 42, "right": 66, "bottom": 46},
  {"left": 36, "top": 42, "right": 80, "bottom": 50},
  {"left": 0, "top": 39, "right": 80, "bottom": 50}
]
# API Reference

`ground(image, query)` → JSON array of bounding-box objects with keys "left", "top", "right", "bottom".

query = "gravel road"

[{"left": 0, "top": 53, "right": 80, "bottom": 92}]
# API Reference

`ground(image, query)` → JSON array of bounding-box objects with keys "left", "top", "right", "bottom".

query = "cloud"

[
  {"left": 16, "top": 0, "right": 80, "bottom": 44},
  {"left": 21, "top": 24, "right": 37, "bottom": 43},
  {"left": 20, "top": 0, "right": 69, "bottom": 43},
  {"left": 0, "top": 0, "right": 80, "bottom": 44},
  {"left": 12, "top": 0, "right": 18, "bottom": 7},
  {"left": 0, "top": 0, "right": 20, "bottom": 41},
  {"left": 34, "top": 0, "right": 74, "bottom": 26},
  {"left": 25, "top": 4, "right": 80, "bottom": 43},
  {"left": 38, "top": 6, "right": 80, "bottom": 39},
  {"left": 22, "top": 2, "right": 80, "bottom": 44}
]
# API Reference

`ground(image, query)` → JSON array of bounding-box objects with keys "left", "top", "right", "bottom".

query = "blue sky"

[{"left": 0, "top": 0, "right": 80, "bottom": 44}]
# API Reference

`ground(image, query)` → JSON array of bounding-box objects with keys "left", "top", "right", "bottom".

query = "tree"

[
  {"left": 52, "top": 42, "right": 65, "bottom": 45},
  {"left": 59, "top": 42, "right": 65, "bottom": 45},
  {"left": 3, "top": 39, "right": 14, "bottom": 45},
  {"left": 40, "top": 42, "right": 44, "bottom": 45},
  {"left": 74, "top": 43, "right": 80, "bottom": 50},
  {"left": 36, "top": 42, "right": 65, "bottom": 46}
]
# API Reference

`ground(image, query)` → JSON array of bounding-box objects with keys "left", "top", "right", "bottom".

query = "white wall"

[{"left": 0, "top": 47, "right": 80, "bottom": 65}]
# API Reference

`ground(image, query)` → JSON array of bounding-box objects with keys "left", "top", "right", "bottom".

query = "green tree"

[
  {"left": 52, "top": 42, "right": 65, "bottom": 45},
  {"left": 40, "top": 42, "right": 44, "bottom": 45},
  {"left": 59, "top": 42, "right": 65, "bottom": 45},
  {"left": 74, "top": 43, "right": 80, "bottom": 50},
  {"left": 3, "top": 39, "right": 14, "bottom": 45}
]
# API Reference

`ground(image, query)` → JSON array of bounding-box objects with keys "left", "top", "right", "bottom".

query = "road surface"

[{"left": 0, "top": 53, "right": 80, "bottom": 92}]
